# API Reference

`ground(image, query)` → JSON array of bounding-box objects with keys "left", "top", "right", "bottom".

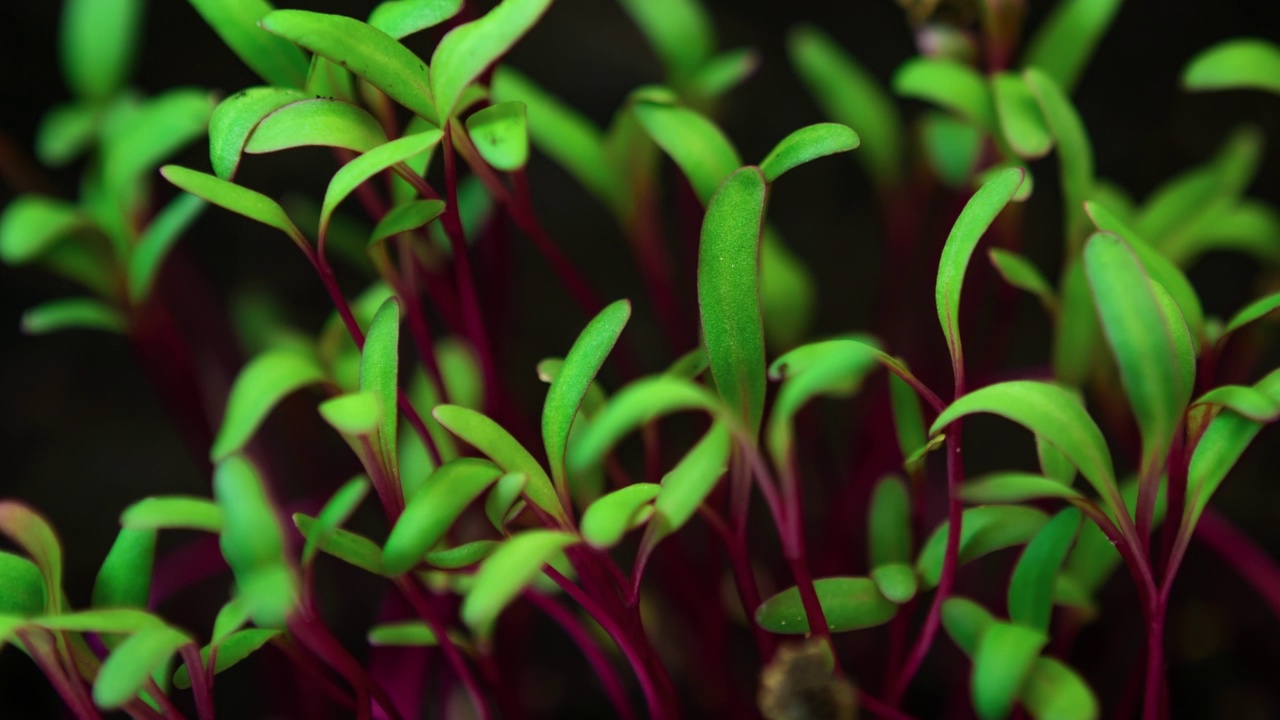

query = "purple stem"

[
  {"left": 270, "top": 637, "right": 358, "bottom": 712},
  {"left": 1193, "top": 507, "right": 1280, "bottom": 624},
  {"left": 289, "top": 614, "right": 401, "bottom": 720},
  {"left": 395, "top": 578, "right": 491, "bottom": 720},
  {"left": 16, "top": 629, "right": 102, "bottom": 720},
  {"left": 523, "top": 590, "right": 636, "bottom": 720}
]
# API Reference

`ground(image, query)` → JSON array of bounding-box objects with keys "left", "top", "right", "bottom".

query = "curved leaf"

[
  {"left": 634, "top": 102, "right": 740, "bottom": 203},
  {"left": 890, "top": 373, "right": 928, "bottom": 470},
  {"left": 208, "top": 87, "right": 309, "bottom": 180},
  {"left": 894, "top": 58, "right": 997, "bottom": 132},
  {"left": 616, "top": 0, "right": 714, "bottom": 83},
  {"left": 1022, "top": 657, "right": 1100, "bottom": 720},
  {"left": 369, "top": 0, "right": 465, "bottom": 39},
  {"left": 294, "top": 514, "right": 383, "bottom": 575},
  {"left": 93, "top": 625, "right": 192, "bottom": 710},
  {"left": 423, "top": 539, "right": 500, "bottom": 569},
  {"left": 323, "top": 131, "right": 443, "bottom": 238},
  {"left": 700, "top": 167, "right": 768, "bottom": 433},
  {"left": 21, "top": 299, "right": 125, "bottom": 335},
  {"left": 173, "top": 628, "right": 280, "bottom": 690},
  {"left": 989, "top": 248, "right": 1055, "bottom": 311},
  {"left": 870, "top": 563, "right": 917, "bottom": 605},
  {"left": 759, "top": 123, "right": 860, "bottom": 183},
  {"left": 60, "top": 0, "right": 142, "bottom": 100},
  {"left": 367, "top": 621, "right": 438, "bottom": 646},
  {"left": 34, "top": 608, "right": 164, "bottom": 634},
  {"left": 382, "top": 458, "right": 503, "bottom": 575},
  {"left": 917, "top": 506, "right": 1051, "bottom": 590},
  {"left": 992, "top": 72, "right": 1053, "bottom": 158},
  {"left": 580, "top": 484, "right": 660, "bottom": 549},
  {"left": 1053, "top": 258, "right": 1101, "bottom": 385},
  {"left": 215, "top": 457, "right": 296, "bottom": 627},
  {"left": 430, "top": 0, "right": 553, "bottom": 120},
  {"left": 187, "top": 0, "right": 308, "bottom": 87},
  {"left": 1021, "top": 0, "right": 1123, "bottom": 93},
  {"left": 1025, "top": 68, "right": 1094, "bottom": 248},
  {"left": 245, "top": 99, "right": 387, "bottom": 156},
  {"left": 103, "top": 89, "right": 216, "bottom": 220},
  {"left": 466, "top": 101, "right": 529, "bottom": 172},
  {"left": 942, "top": 596, "right": 996, "bottom": 657},
  {"left": 302, "top": 476, "right": 370, "bottom": 566},
  {"left": 644, "top": 422, "right": 731, "bottom": 547},
  {"left": 485, "top": 473, "right": 528, "bottom": 530},
  {"left": 211, "top": 347, "right": 326, "bottom": 460},
  {"left": 129, "top": 193, "right": 207, "bottom": 302},
  {"left": 767, "top": 338, "right": 881, "bottom": 464},
  {"left": 120, "top": 497, "right": 222, "bottom": 533},
  {"left": 462, "top": 530, "right": 577, "bottom": 640},
  {"left": 0, "top": 551, "right": 46, "bottom": 616},
  {"left": 0, "top": 502, "right": 63, "bottom": 614},
  {"left": 972, "top": 622, "right": 1048, "bottom": 720},
  {"left": 868, "top": 476, "right": 912, "bottom": 567},
  {"left": 688, "top": 47, "right": 759, "bottom": 99},
  {"left": 319, "top": 392, "right": 381, "bottom": 436},
  {"left": 755, "top": 577, "right": 897, "bottom": 634},
  {"left": 370, "top": 199, "right": 446, "bottom": 247},
  {"left": 360, "top": 297, "right": 402, "bottom": 473},
  {"left": 961, "top": 472, "right": 1084, "bottom": 504},
  {"left": 1193, "top": 385, "right": 1280, "bottom": 422},
  {"left": 1224, "top": 291, "right": 1280, "bottom": 336},
  {"left": 0, "top": 195, "right": 94, "bottom": 266},
  {"left": 922, "top": 112, "right": 983, "bottom": 188},
  {"left": 36, "top": 101, "right": 99, "bottom": 167},
  {"left": 1183, "top": 39, "right": 1280, "bottom": 95},
  {"left": 92, "top": 529, "right": 156, "bottom": 610},
  {"left": 1009, "top": 509, "right": 1081, "bottom": 632},
  {"left": 160, "top": 166, "right": 307, "bottom": 249}
]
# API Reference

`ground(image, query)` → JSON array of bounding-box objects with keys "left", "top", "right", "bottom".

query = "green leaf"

[
  {"left": 868, "top": 476, "right": 912, "bottom": 568},
  {"left": 787, "top": 25, "right": 902, "bottom": 187},
  {"left": 992, "top": 72, "right": 1053, "bottom": 158},
  {"left": 383, "top": 458, "right": 503, "bottom": 575},
  {"left": 212, "top": 600, "right": 250, "bottom": 646},
  {"left": 759, "top": 230, "right": 818, "bottom": 350},
  {"left": 961, "top": 473, "right": 1084, "bottom": 504},
  {"left": 536, "top": 359, "right": 607, "bottom": 417},
  {"left": 430, "top": 0, "right": 553, "bottom": 120},
  {"left": 1022, "top": 657, "right": 1100, "bottom": 720},
  {"left": 688, "top": 47, "right": 760, "bottom": 99},
  {"left": 0, "top": 196, "right": 94, "bottom": 266},
  {"left": 485, "top": 473, "right": 528, "bottom": 530},
  {"left": 936, "top": 167, "right": 1025, "bottom": 374},
  {"left": 369, "top": 0, "right": 465, "bottom": 39},
  {"left": 922, "top": 113, "right": 983, "bottom": 188},
  {"left": 423, "top": 539, "right": 500, "bottom": 569},
  {"left": 92, "top": 529, "right": 156, "bottom": 610},
  {"left": 262, "top": 10, "right": 438, "bottom": 124},
  {"left": 988, "top": 249, "right": 1055, "bottom": 311},
  {"left": 1224, "top": 291, "right": 1280, "bottom": 336},
  {"left": 931, "top": 381, "right": 1123, "bottom": 518},
  {"left": 21, "top": 299, "right": 125, "bottom": 335},
  {"left": 302, "top": 477, "right": 370, "bottom": 566},
  {"left": 1024, "top": 68, "right": 1094, "bottom": 248},
  {"left": 319, "top": 392, "right": 381, "bottom": 436},
  {"left": 214, "top": 457, "right": 296, "bottom": 627},
  {"left": 1168, "top": 199, "right": 1280, "bottom": 266},
  {"left": 1009, "top": 509, "right": 1081, "bottom": 632},
  {"left": 0, "top": 552, "right": 46, "bottom": 616},
  {"left": 36, "top": 101, "right": 99, "bottom": 167},
  {"left": 120, "top": 497, "right": 222, "bottom": 533},
  {"left": 187, "top": 0, "right": 308, "bottom": 87},
  {"left": 755, "top": 577, "right": 897, "bottom": 634},
  {"left": 489, "top": 67, "right": 620, "bottom": 210},
  {"left": 129, "top": 194, "right": 207, "bottom": 302},
  {"left": 294, "top": 514, "right": 384, "bottom": 575},
  {"left": 432, "top": 405, "right": 565, "bottom": 524},
  {"left": 306, "top": 56, "right": 357, "bottom": 104},
  {"left": 103, "top": 89, "right": 216, "bottom": 222},
  {"left": 1193, "top": 384, "right": 1280, "bottom": 422},
  {"left": 323, "top": 131, "right": 443, "bottom": 240},
  {"left": 244, "top": 99, "right": 387, "bottom": 157},
  {"left": 93, "top": 625, "right": 191, "bottom": 710},
  {"left": 767, "top": 338, "right": 881, "bottom": 464},
  {"left": 634, "top": 102, "right": 740, "bottom": 204},
  {"left": 370, "top": 199, "right": 446, "bottom": 247},
  {"left": 160, "top": 166, "right": 307, "bottom": 249},
  {"left": 211, "top": 347, "right": 326, "bottom": 461},
  {"left": 894, "top": 58, "right": 997, "bottom": 132},
  {"left": 890, "top": 374, "right": 928, "bottom": 470},
  {"left": 972, "top": 622, "right": 1048, "bottom": 720},
  {"left": 643, "top": 422, "right": 731, "bottom": 547},
  {"left": 759, "top": 123, "right": 859, "bottom": 184},
  {"left": 917, "top": 506, "right": 1050, "bottom": 590},
  {"left": 616, "top": 0, "right": 714, "bottom": 83},
  {"left": 461, "top": 530, "right": 577, "bottom": 641},
  {"left": 465, "top": 101, "right": 530, "bottom": 172},
  {"left": 581, "top": 484, "right": 661, "bottom": 549},
  {"left": 544, "top": 300, "right": 631, "bottom": 495},
  {"left": 208, "top": 87, "right": 310, "bottom": 180},
  {"left": 172, "top": 628, "right": 280, "bottom": 690},
  {"left": 1021, "top": 0, "right": 1123, "bottom": 93},
  {"left": 870, "top": 563, "right": 917, "bottom": 605},
  {"left": 1084, "top": 233, "right": 1187, "bottom": 468},
  {"left": 700, "top": 167, "right": 768, "bottom": 433},
  {"left": 34, "top": 608, "right": 165, "bottom": 634},
  {"left": 367, "top": 621, "right": 439, "bottom": 646},
  {"left": 359, "top": 297, "right": 402, "bottom": 474},
  {"left": 1053, "top": 258, "right": 1101, "bottom": 385},
  {"left": 1186, "top": 369, "right": 1280, "bottom": 527},
  {"left": 0, "top": 502, "right": 63, "bottom": 614},
  {"left": 1183, "top": 39, "right": 1280, "bottom": 95},
  {"left": 59, "top": 0, "right": 142, "bottom": 100},
  {"left": 941, "top": 596, "right": 996, "bottom": 657}
]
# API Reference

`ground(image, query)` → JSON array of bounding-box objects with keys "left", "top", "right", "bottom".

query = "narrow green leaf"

[
  {"left": 306, "top": 55, "right": 357, "bottom": 104},
  {"left": 870, "top": 563, "right": 917, "bottom": 605},
  {"left": 173, "top": 628, "right": 280, "bottom": 690},
  {"left": 120, "top": 497, "right": 222, "bottom": 533},
  {"left": 0, "top": 502, "right": 63, "bottom": 614},
  {"left": 423, "top": 540, "right": 500, "bottom": 569},
  {"left": 21, "top": 299, "right": 125, "bottom": 335},
  {"left": 755, "top": 577, "right": 897, "bottom": 634},
  {"left": 211, "top": 347, "right": 326, "bottom": 460},
  {"left": 465, "top": 101, "right": 529, "bottom": 172},
  {"left": 361, "top": 297, "right": 401, "bottom": 475},
  {"left": 536, "top": 359, "right": 606, "bottom": 416},
  {"left": 868, "top": 476, "right": 912, "bottom": 567},
  {"left": 931, "top": 381, "right": 1122, "bottom": 518},
  {"left": 93, "top": 625, "right": 191, "bottom": 710},
  {"left": 634, "top": 102, "right": 740, "bottom": 203},
  {"left": 34, "top": 608, "right": 165, "bottom": 634},
  {"left": 367, "top": 621, "right": 438, "bottom": 646},
  {"left": 103, "top": 89, "right": 216, "bottom": 220},
  {"left": 890, "top": 374, "right": 928, "bottom": 469},
  {"left": 1021, "top": 0, "right": 1123, "bottom": 93},
  {"left": 700, "top": 167, "right": 768, "bottom": 433},
  {"left": 0, "top": 552, "right": 46, "bottom": 616},
  {"left": 759, "top": 229, "right": 818, "bottom": 350},
  {"left": 894, "top": 58, "right": 998, "bottom": 132},
  {"left": 36, "top": 101, "right": 99, "bottom": 167},
  {"left": 369, "top": 0, "right": 464, "bottom": 39},
  {"left": 1186, "top": 369, "right": 1280, "bottom": 527},
  {"left": 59, "top": 0, "right": 142, "bottom": 100},
  {"left": 129, "top": 194, "right": 207, "bottom": 302},
  {"left": 262, "top": 10, "right": 438, "bottom": 124},
  {"left": 917, "top": 506, "right": 1051, "bottom": 590},
  {"left": 160, "top": 166, "right": 307, "bottom": 248},
  {"left": 1193, "top": 384, "right": 1280, "bottom": 422},
  {"left": 1168, "top": 199, "right": 1280, "bottom": 266},
  {"left": 581, "top": 484, "right": 660, "bottom": 549},
  {"left": 961, "top": 473, "right": 1084, "bottom": 504},
  {"left": 1009, "top": 509, "right": 1081, "bottom": 632},
  {"left": 922, "top": 113, "right": 983, "bottom": 188},
  {"left": 462, "top": 530, "right": 577, "bottom": 641},
  {"left": 294, "top": 514, "right": 384, "bottom": 575},
  {"left": 688, "top": 47, "right": 759, "bottom": 99},
  {"left": 936, "top": 167, "right": 1025, "bottom": 373},
  {"left": 485, "top": 473, "right": 528, "bottom": 531},
  {"left": 370, "top": 199, "right": 446, "bottom": 247},
  {"left": 302, "top": 477, "right": 370, "bottom": 566},
  {"left": 212, "top": 600, "right": 250, "bottom": 646},
  {"left": 616, "top": 0, "right": 714, "bottom": 83},
  {"left": 766, "top": 338, "right": 881, "bottom": 463},
  {"left": 1053, "top": 259, "right": 1101, "bottom": 385},
  {"left": 430, "top": 0, "right": 553, "bottom": 120},
  {"left": 988, "top": 249, "right": 1055, "bottom": 311},
  {"left": 644, "top": 422, "right": 731, "bottom": 547},
  {"left": 208, "top": 87, "right": 310, "bottom": 180},
  {"left": 759, "top": 123, "right": 860, "bottom": 184},
  {"left": 787, "top": 25, "right": 902, "bottom": 187},
  {"left": 319, "top": 392, "right": 381, "bottom": 437},
  {"left": 942, "top": 596, "right": 996, "bottom": 657},
  {"left": 992, "top": 72, "right": 1054, "bottom": 158},
  {"left": 383, "top": 458, "right": 503, "bottom": 575},
  {"left": 1225, "top": 291, "right": 1280, "bottom": 336},
  {"left": 322, "top": 131, "right": 443, "bottom": 238},
  {"left": 188, "top": 0, "right": 308, "bottom": 87},
  {"left": 1024, "top": 68, "right": 1094, "bottom": 248},
  {"left": 92, "top": 529, "right": 156, "bottom": 610},
  {"left": 1022, "top": 657, "right": 1100, "bottom": 720},
  {"left": 214, "top": 457, "right": 296, "bottom": 627},
  {"left": 543, "top": 300, "right": 631, "bottom": 496},
  {"left": 972, "top": 622, "right": 1048, "bottom": 720},
  {"left": 1184, "top": 39, "right": 1280, "bottom": 95},
  {"left": 0, "top": 196, "right": 93, "bottom": 266},
  {"left": 1084, "top": 233, "right": 1187, "bottom": 467},
  {"left": 244, "top": 99, "right": 387, "bottom": 157}
]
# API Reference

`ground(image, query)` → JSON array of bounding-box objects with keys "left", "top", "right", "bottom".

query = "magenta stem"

[
  {"left": 523, "top": 590, "right": 636, "bottom": 720},
  {"left": 1193, "top": 507, "right": 1280, "bottom": 624},
  {"left": 177, "top": 643, "right": 214, "bottom": 720},
  {"left": 395, "top": 578, "right": 491, "bottom": 720},
  {"left": 16, "top": 629, "right": 102, "bottom": 720}
]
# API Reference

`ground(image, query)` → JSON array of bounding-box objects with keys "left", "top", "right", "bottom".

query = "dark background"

[{"left": 3, "top": 0, "right": 1280, "bottom": 717}]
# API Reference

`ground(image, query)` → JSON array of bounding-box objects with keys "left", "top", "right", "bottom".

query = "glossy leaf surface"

[
  {"left": 961, "top": 473, "right": 1084, "bottom": 504},
  {"left": 430, "top": 0, "right": 553, "bottom": 119},
  {"left": 208, "top": 87, "right": 309, "bottom": 179},
  {"left": 161, "top": 166, "right": 306, "bottom": 247},
  {"left": 755, "top": 577, "right": 897, "bottom": 634},
  {"left": 245, "top": 99, "right": 387, "bottom": 156},
  {"left": 581, "top": 484, "right": 660, "bottom": 549},
  {"left": 383, "top": 459, "right": 503, "bottom": 575},
  {"left": 360, "top": 298, "right": 402, "bottom": 473},
  {"left": 992, "top": 72, "right": 1053, "bottom": 158},
  {"left": 466, "top": 101, "right": 530, "bottom": 172},
  {"left": 369, "top": 0, "right": 464, "bottom": 39},
  {"left": 759, "top": 123, "right": 860, "bottom": 183},
  {"left": 322, "top": 130, "right": 443, "bottom": 236}
]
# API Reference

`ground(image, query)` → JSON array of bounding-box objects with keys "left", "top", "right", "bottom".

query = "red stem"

[
  {"left": 395, "top": 578, "right": 491, "bottom": 720},
  {"left": 177, "top": 643, "right": 214, "bottom": 720},
  {"left": 523, "top": 590, "right": 636, "bottom": 720}
]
